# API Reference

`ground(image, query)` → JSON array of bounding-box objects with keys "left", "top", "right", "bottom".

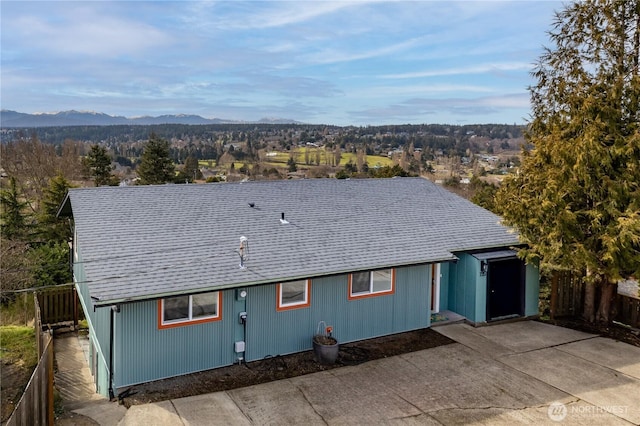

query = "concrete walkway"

[
  {"left": 55, "top": 321, "right": 640, "bottom": 425},
  {"left": 54, "top": 333, "right": 126, "bottom": 425}
]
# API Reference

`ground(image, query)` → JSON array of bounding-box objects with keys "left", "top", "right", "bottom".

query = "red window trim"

[
  {"left": 158, "top": 292, "right": 223, "bottom": 329},
  {"left": 348, "top": 269, "right": 396, "bottom": 300},
  {"left": 276, "top": 280, "right": 311, "bottom": 311}
]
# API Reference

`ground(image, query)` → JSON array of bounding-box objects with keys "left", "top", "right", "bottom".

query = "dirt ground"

[
  {"left": 1, "top": 362, "right": 31, "bottom": 423},
  {"left": 120, "top": 328, "right": 454, "bottom": 407}
]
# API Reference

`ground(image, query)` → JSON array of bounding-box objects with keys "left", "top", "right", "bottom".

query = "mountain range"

[{"left": 0, "top": 110, "right": 301, "bottom": 127}]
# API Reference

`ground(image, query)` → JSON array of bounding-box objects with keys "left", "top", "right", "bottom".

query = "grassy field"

[
  {"left": 199, "top": 148, "right": 394, "bottom": 171},
  {"left": 0, "top": 325, "right": 37, "bottom": 367},
  {"left": 0, "top": 325, "right": 38, "bottom": 423},
  {"left": 0, "top": 294, "right": 35, "bottom": 326}
]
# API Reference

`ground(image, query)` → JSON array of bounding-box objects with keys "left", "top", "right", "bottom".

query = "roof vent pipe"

[{"left": 280, "top": 213, "right": 289, "bottom": 224}]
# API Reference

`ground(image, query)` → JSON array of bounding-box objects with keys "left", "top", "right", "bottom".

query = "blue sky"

[{"left": 1, "top": 1, "right": 562, "bottom": 126}]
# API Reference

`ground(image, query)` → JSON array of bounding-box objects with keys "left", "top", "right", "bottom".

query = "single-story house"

[{"left": 58, "top": 177, "right": 539, "bottom": 398}]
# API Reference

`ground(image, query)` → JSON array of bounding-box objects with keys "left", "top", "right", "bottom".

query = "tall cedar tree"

[
  {"left": 0, "top": 177, "right": 29, "bottom": 239},
  {"left": 496, "top": 0, "right": 640, "bottom": 323},
  {"left": 137, "top": 133, "right": 175, "bottom": 185},
  {"left": 86, "top": 145, "right": 114, "bottom": 186}
]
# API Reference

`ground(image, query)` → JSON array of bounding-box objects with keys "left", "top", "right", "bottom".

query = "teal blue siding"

[
  {"left": 74, "top": 250, "right": 538, "bottom": 391},
  {"left": 447, "top": 253, "right": 483, "bottom": 322},
  {"left": 74, "top": 246, "right": 110, "bottom": 396},
  {"left": 232, "top": 288, "right": 248, "bottom": 359},
  {"left": 525, "top": 262, "right": 540, "bottom": 316},
  {"left": 245, "top": 265, "right": 430, "bottom": 362},
  {"left": 113, "top": 290, "right": 237, "bottom": 388},
  {"left": 445, "top": 253, "right": 539, "bottom": 323},
  {"left": 245, "top": 284, "right": 314, "bottom": 359}
]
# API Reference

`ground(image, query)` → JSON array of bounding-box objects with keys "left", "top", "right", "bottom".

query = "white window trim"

[
  {"left": 349, "top": 269, "right": 395, "bottom": 299},
  {"left": 160, "top": 292, "right": 220, "bottom": 327},
  {"left": 277, "top": 280, "right": 311, "bottom": 310}
]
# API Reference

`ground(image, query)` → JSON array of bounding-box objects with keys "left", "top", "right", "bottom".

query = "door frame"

[
  {"left": 485, "top": 258, "right": 525, "bottom": 321},
  {"left": 431, "top": 263, "right": 441, "bottom": 313}
]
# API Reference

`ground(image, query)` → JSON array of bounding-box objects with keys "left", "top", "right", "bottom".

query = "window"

[
  {"left": 276, "top": 280, "right": 311, "bottom": 311},
  {"left": 348, "top": 269, "right": 395, "bottom": 299},
  {"left": 158, "top": 291, "right": 222, "bottom": 329}
]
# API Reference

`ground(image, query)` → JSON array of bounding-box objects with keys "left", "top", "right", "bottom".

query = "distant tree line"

[{"left": 1, "top": 123, "right": 524, "bottom": 148}]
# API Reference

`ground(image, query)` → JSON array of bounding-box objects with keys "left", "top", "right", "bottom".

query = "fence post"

[
  {"left": 34, "top": 291, "right": 42, "bottom": 357},
  {"left": 550, "top": 271, "right": 558, "bottom": 320},
  {"left": 73, "top": 285, "right": 78, "bottom": 330},
  {"left": 47, "top": 335, "right": 54, "bottom": 426}
]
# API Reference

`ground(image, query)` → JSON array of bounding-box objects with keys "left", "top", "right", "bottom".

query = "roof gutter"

[
  {"left": 448, "top": 242, "right": 523, "bottom": 254},
  {"left": 89, "top": 255, "right": 459, "bottom": 307}
]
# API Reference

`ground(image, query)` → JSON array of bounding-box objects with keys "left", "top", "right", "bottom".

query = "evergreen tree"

[
  {"left": 469, "top": 176, "right": 498, "bottom": 213},
  {"left": 183, "top": 155, "right": 202, "bottom": 181},
  {"left": 496, "top": 0, "right": 640, "bottom": 323},
  {"left": 86, "top": 144, "right": 114, "bottom": 186},
  {"left": 137, "top": 133, "right": 176, "bottom": 185},
  {"left": 287, "top": 156, "right": 297, "bottom": 172},
  {"left": 38, "top": 174, "right": 73, "bottom": 242},
  {"left": 29, "top": 241, "right": 72, "bottom": 287},
  {"left": 0, "top": 177, "right": 29, "bottom": 240}
]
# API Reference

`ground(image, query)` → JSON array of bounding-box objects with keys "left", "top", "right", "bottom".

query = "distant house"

[{"left": 58, "top": 177, "right": 539, "bottom": 398}]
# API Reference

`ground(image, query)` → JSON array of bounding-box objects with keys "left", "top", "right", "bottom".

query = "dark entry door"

[{"left": 487, "top": 258, "right": 524, "bottom": 320}]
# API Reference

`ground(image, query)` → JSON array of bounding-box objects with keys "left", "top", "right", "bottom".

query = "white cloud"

[
  {"left": 381, "top": 62, "right": 533, "bottom": 79},
  {"left": 186, "top": 1, "right": 360, "bottom": 31},
  {"left": 348, "top": 93, "right": 531, "bottom": 124},
  {"left": 347, "top": 84, "right": 495, "bottom": 100},
  {"left": 1, "top": 0, "right": 561, "bottom": 125},
  {"left": 7, "top": 6, "right": 171, "bottom": 58},
  {"left": 303, "top": 35, "right": 428, "bottom": 65}
]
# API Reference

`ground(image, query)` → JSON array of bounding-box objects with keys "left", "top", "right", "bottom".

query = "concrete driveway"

[{"left": 81, "top": 321, "right": 640, "bottom": 425}]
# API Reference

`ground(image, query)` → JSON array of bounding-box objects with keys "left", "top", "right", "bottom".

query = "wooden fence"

[
  {"left": 549, "top": 270, "right": 585, "bottom": 319},
  {"left": 36, "top": 284, "right": 78, "bottom": 329},
  {"left": 617, "top": 294, "right": 640, "bottom": 328},
  {"left": 6, "top": 296, "right": 54, "bottom": 426},
  {"left": 550, "top": 270, "right": 640, "bottom": 328}
]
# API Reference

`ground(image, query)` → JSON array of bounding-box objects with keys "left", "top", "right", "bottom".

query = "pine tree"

[
  {"left": 137, "top": 133, "right": 176, "bottom": 185},
  {"left": 86, "top": 144, "right": 114, "bottom": 186},
  {"left": 183, "top": 155, "right": 202, "bottom": 181},
  {"left": 496, "top": 0, "right": 640, "bottom": 323},
  {"left": 287, "top": 156, "right": 297, "bottom": 172},
  {"left": 0, "top": 177, "right": 29, "bottom": 239},
  {"left": 38, "top": 174, "right": 73, "bottom": 242}
]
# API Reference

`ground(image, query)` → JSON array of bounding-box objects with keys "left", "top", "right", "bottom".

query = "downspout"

[{"left": 109, "top": 304, "right": 120, "bottom": 400}]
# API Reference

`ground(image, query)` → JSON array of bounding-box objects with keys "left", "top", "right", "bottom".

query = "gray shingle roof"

[{"left": 62, "top": 177, "right": 519, "bottom": 305}]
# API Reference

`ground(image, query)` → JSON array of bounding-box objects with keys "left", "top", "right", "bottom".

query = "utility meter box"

[
  {"left": 234, "top": 341, "right": 245, "bottom": 353},
  {"left": 236, "top": 288, "right": 247, "bottom": 300}
]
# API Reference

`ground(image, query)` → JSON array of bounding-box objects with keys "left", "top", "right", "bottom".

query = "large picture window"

[
  {"left": 158, "top": 291, "right": 222, "bottom": 329},
  {"left": 349, "top": 269, "right": 395, "bottom": 299},
  {"left": 276, "top": 280, "right": 311, "bottom": 311}
]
